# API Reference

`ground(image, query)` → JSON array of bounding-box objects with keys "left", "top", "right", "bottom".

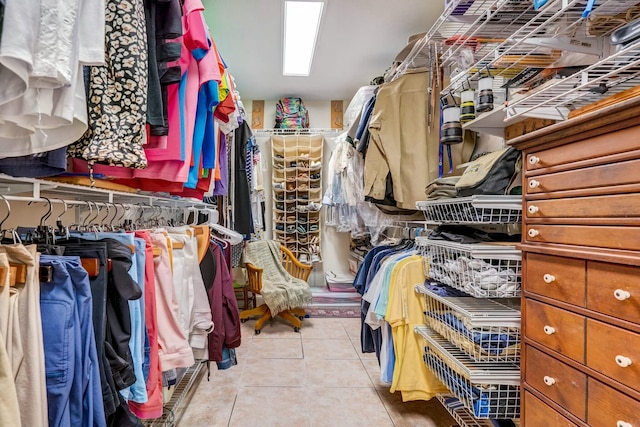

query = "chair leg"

[
  {"left": 254, "top": 309, "right": 273, "bottom": 332},
  {"left": 242, "top": 287, "right": 249, "bottom": 310},
  {"left": 240, "top": 304, "right": 268, "bottom": 321},
  {"left": 278, "top": 310, "right": 302, "bottom": 331},
  {"left": 290, "top": 307, "right": 305, "bottom": 318}
]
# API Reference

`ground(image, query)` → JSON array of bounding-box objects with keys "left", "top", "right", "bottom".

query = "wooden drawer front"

[
  {"left": 588, "top": 378, "right": 640, "bottom": 427},
  {"left": 587, "top": 319, "right": 640, "bottom": 392},
  {"left": 526, "top": 158, "right": 640, "bottom": 194},
  {"left": 587, "top": 262, "right": 640, "bottom": 324},
  {"left": 526, "top": 193, "right": 640, "bottom": 219},
  {"left": 525, "top": 225, "right": 640, "bottom": 251},
  {"left": 525, "top": 299, "right": 585, "bottom": 362},
  {"left": 524, "top": 391, "right": 578, "bottom": 427},
  {"left": 526, "top": 125, "right": 640, "bottom": 172},
  {"left": 526, "top": 253, "right": 585, "bottom": 307},
  {"left": 525, "top": 345, "right": 587, "bottom": 420}
]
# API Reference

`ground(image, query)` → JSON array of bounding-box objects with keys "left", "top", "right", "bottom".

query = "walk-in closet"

[{"left": 1, "top": 0, "right": 640, "bottom": 426}]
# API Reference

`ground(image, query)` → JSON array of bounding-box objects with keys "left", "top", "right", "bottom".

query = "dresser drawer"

[
  {"left": 525, "top": 345, "right": 587, "bottom": 420},
  {"left": 526, "top": 158, "right": 640, "bottom": 194},
  {"left": 524, "top": 390, "right": 578, "bottom": 427},
  {"left": 526, "top": 253, "right": 585, "bottom": 307},
  {"left": 525, "top": 299, "right": 585, "bottom": 362},
  {"left": 525, "top": 225, "right": 640, "bottom": 251},
  {"left": 587, "top": 319, "right": 640, "bottom": 393},
  {"left": 526, "top": 125, "right": 640, "bottom": 172},
  {"left": 588, "top": 378, "right": 640, "bottom": 427},
  {"left": 526, "top": 193, "right": 640, "bottom": 220},
  {"left": 587, "top": 262, "right": 640, "bottom": 325}
]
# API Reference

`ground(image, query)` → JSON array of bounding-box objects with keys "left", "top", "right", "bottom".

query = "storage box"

[{"left": 325, "top": 272, "right": 356, "bottom": 293}]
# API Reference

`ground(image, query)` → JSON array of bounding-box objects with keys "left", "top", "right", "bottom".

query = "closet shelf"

[
  {"left": 440, "top": 0, "right": 632, "bottom": 93},
  {"left": 415, "top": 325, "right": 521, "bottom": 420},
  {"left": 396, "top": 0, "right": 640, "bottom": 126},
  {"left": 416, "top": 237, "right": 521, "bottom": 298},
  {"left": 0, "top": 174, "right": 215, "bottom": 208},
  {"left": 416, "top": 196, "right": 522, "bottom": 225},
  {"left": 416, "top": 285, "right": 521, "bottom": 362},
  {"left": 505, "top": 37, "right": 640, "bottom": 121}
]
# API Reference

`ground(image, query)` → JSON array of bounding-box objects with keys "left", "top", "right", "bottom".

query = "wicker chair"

[{"left": 239, "top": 245, "right": 312, "bottom": 334}]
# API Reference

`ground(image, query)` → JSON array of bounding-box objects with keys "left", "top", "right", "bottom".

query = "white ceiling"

[{"left": 204, "top": 0, "right": 443, "bottom": 101}]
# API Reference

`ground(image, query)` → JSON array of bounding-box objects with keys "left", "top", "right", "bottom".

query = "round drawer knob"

[
  {"left": 543, "top": 274, "right": 556, "bottom": 283},
  {"left": 614, "top": 289, "right": 631, "bottom": 301},
  {"left": 529, "top": 179, "right": 541, "bottom": 189},
  {"left": 528, "top": 205, "right": 539, "bottom": 214},
  {"left": 617, "top": 421, "right": 633, "bottom": 427},
  {"left": 615, "top": 355, "right": 632, "bottom": 368},
  {"left": 528, "top": 155, "right": 540, "bottom": 165},
  {"left": 543, "top": 376, "right": 556, "bottom": 386},
  {"left": 528, "top": 229, "right": 540, "bottom": 238},
  {"left": 544, "top": 325, "right": 556, "bottom": 335}
]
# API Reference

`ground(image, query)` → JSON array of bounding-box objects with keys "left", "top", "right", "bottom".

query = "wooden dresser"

[{"left": 508, "top": 98, "right": 640, "bottom": 427}]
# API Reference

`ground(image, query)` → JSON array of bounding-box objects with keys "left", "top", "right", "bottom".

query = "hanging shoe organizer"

[{"left": 271, "top": 134, "right": 323, "bottom": 263}]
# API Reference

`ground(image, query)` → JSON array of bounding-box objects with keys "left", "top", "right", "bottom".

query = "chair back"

[{"left": 280, "top": 245, "right": 312, "bottom": 281}]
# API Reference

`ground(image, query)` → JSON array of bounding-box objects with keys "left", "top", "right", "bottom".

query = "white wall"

[
  {"left": 246, "top": 100, "right": 354, "bottom": 282},
  {"left": 246, "top": 99, "right": 345, "bottom": 130}
]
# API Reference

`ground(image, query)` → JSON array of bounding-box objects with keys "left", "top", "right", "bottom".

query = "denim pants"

[
  {"left": 57, "top": 243, "right": 116, "bottom": 417},
  {"left": 39, "top": 255, "right": 106, "bottom": 427}
]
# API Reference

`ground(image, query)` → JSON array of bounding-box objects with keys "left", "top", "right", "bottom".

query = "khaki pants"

[
  {"left": 0, "top": 252, "right": 21, "bottom": 427},
  {"left": 0, "top": 245, "right": 48, "bottom": 427}
]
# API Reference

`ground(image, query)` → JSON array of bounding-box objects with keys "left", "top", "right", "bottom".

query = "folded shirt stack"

[{"left": 425, "top": 176, "right": 461, "bottom": 200}]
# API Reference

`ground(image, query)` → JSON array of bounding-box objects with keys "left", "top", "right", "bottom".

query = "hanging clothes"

[
  {"left": 67, "top": 0, "right": 148, "bottom": 168},
  {"left": 0, "top": 252, "right": 21, "bottom": 427},
  {"left": 204, "top": 243, "right": 241, "bottom": 362},
  {"left": 233, "top": 121, "right": 253, "bottom": 235},
  {"left": 0, "top": 245, "right": 49, "bottom": 427}
]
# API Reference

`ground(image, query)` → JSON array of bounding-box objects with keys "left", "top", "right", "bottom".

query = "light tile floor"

[{"left": 179, "top": 317, "right": 456, "bottom": 427}]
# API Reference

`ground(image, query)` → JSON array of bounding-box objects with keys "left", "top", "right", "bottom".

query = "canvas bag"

[
  {"left": 275, "top": 97, "right": 310, "bottom": 129},
  {"left": 455, "top": 147, "right": 521, "bottom": 197}
]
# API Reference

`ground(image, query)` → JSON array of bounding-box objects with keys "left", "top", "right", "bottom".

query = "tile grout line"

[
  {"left": 372, "top": 385, "right": 399, "bottom": 427},
  {"left": 226, "top": 392, "right": 239, "bottom": 427}
]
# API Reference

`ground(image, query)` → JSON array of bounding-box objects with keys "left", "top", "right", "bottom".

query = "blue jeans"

[{"left": 40, "top": 255, "right": 106, "bottom": 427}]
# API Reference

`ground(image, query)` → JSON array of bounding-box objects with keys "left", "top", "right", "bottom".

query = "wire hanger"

[{"left": 0, "top": 195, "right": 20, "bottom": 244}]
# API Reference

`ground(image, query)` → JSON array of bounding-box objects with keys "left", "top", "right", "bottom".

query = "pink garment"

[
  {"left": 71, "top": 0, "right": 212, "bottom": 181},
  {"left": 133, "top": 0, "right": 208, "bottom": 181},
  {"left": 128, "top": 232, "right": 163, "bottom": 419},
  {"left": 150, "top": 233, "right": 194, "bottom": 371}
]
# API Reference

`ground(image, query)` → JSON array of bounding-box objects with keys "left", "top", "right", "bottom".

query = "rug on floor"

[{"left": 305, "top": 307, "right": 361, "bottom": 318}]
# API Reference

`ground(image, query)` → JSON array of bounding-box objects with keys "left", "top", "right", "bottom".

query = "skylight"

[{"left": 283, "top": 1, "right": 324, "bottom": 76}]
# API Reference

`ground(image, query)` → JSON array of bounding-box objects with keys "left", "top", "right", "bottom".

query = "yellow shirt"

[{"left": 385, "top": 256, "right": 448, "bottom": 401}]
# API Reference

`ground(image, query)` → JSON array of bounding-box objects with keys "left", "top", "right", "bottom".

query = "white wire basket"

[
  {"left": 416, "top": 326, "right": 521, "bottom": 420},
  {"left": 416, "top": 196, "right": 522, "bottom": 224},
  {"left": 437, "top": 395, "right": 513, "bottom": 427},
  {"left": 416, "top": 285, "right": 521, "bottom": 362},
  {"left": 417, "top": 237, "right": 521, "bottom": 298}
]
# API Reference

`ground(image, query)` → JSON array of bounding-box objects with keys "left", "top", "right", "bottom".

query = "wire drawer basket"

[
  {"left": 416, "top": 196, "right": 522, "bottom": 224},
  {"left": 416, "top": 325, "right": 521, "bottom": 419},
  {"left": 437, "top": 395, "right": 512, "bottom": 427},
  {"left": 417, "top": 237, "right": 521, "bottom": 298},
  {"left": 416, "top": 285, "right": 521, "bottom": 362}
]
